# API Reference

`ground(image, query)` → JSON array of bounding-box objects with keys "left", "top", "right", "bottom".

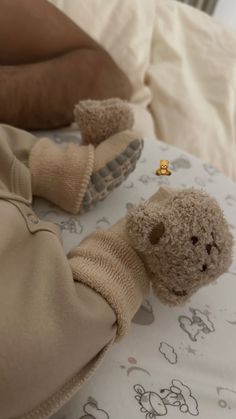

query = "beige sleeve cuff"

[
  {"left": 68, "top": 230, "right": 150, "bottom": 340},
  {"left": 28, "top": 138, "right": 94, "bottom": 214}
]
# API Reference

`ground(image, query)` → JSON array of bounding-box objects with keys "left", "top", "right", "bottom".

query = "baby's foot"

[{"left": 81, "top": 130, "right": 143, "bottom": 212}]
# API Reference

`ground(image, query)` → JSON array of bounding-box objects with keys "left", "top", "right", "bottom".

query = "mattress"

[{"left": 32, "top": 128, "right": 236, "bottom": 419}]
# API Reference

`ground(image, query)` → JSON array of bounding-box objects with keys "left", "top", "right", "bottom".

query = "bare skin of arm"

[{"left": 0, "top": 0, "right": 132, "bottom": 130}]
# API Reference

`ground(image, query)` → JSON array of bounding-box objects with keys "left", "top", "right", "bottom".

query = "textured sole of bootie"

[{"left": 81, "top": 138, "right": 143, "bottom": 212}]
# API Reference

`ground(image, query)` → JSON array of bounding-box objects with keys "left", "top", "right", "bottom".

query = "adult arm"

[{"left": 0, "top": 0, "right": 132, "bottom": 129}]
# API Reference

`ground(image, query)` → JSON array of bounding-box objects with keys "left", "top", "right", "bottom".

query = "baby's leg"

[{"left": 0, "top": 124, "right": 146, "bottom": 418}]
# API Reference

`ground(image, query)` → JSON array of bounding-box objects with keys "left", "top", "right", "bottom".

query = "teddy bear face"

[
  {"left": 126, "top": 188, "right": 233, "bottom": 306},
  {"left": 160, "top": 160, "right": 169, "bottom": 170}
]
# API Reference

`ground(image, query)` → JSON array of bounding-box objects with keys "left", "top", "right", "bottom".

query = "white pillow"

[{"left": 147, "top": 0, "right": 236, "bottom": 180}]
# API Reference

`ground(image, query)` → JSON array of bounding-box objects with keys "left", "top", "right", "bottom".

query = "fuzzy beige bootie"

[
  {"left": 68, "top": 186, "right": 233, "bottom": 341},
  {"left": 29, "top": 98, "right": 143, "bottom": 213},
  {"left": 112, "top": 186, "right": 233, "bottom": 306},
  {"left": 74, "top": 98, "right": 134, "bottom": 146},
  {"left": 29, "top": 130, "right": 143, "bottom": 214}
]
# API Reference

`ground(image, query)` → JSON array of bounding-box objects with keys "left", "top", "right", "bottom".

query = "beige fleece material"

[
  {"left": 68, "top": 229, "right": 150, "bottom": 339},
  {"left": 74, "top": 98, "right": 134, "bottom": 145},
  {"left": 29, "top": 138, "right": 95, "bottom": 214}
]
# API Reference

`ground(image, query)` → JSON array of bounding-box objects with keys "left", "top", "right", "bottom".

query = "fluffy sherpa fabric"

[
  {"left": 74, "top": 98, "right": 134, "bottom": 146},
  {"left": 122, "top": 187, "right": 234, "bottom": 306},
  {"left": 29, "top": 130, "right": 143, "bottom": 214}
]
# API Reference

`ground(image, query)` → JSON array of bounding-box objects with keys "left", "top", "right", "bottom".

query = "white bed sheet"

[{"left": 32, "top": 128, "right": 236, "bottom": 419}]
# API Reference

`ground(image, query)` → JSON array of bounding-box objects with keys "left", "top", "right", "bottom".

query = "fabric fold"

[
  {"left": 29, "top": 138, "right": 95, "bottom": 214},
  {"left": 68, "top": 229, "right": 150, "bottom": 339}
]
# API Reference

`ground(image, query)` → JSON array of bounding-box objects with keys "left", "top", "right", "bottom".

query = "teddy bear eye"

[
  {"left": 149, "top": 222, "right": 165, "bottom": 245},
  {"left": 191, "top": 236, "right": 198, "bottom": 245}
]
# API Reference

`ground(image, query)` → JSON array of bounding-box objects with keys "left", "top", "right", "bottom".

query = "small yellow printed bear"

[{"left": 155, "top": 160, "right": 172, "bottom": 176}]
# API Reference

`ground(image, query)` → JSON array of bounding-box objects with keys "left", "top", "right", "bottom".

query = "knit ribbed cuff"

[
  {"left": 68, "top": 230, "right": 150, "bottom": 339},
  {"left": 28, "top": 138, "right": 95, "bottom": 214}
]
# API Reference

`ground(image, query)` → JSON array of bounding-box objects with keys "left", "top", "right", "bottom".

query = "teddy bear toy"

[{"left": 155, "top": 159, "right": 172, "bottom": 176}]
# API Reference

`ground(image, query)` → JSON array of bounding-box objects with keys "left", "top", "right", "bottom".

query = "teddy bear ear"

[
  {"left": 126, "top": 203, "right": 152, "bottom": 249},
  {"left": 147, "top": 186, "right": 176, "bottom": 204},
  {"left": 149, "top": 222, "right": 165, "bottom": 245},
  {"left": 126, "top": 202, "right": 165, "bottom": 251}
]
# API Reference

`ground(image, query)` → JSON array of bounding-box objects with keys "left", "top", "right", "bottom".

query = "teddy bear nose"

[
  {"left": 201, "top": 264, "right": 207, "bottom": 272},
  {"left": 206, "top": 244, "right": 212, "bottom": 255}
]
